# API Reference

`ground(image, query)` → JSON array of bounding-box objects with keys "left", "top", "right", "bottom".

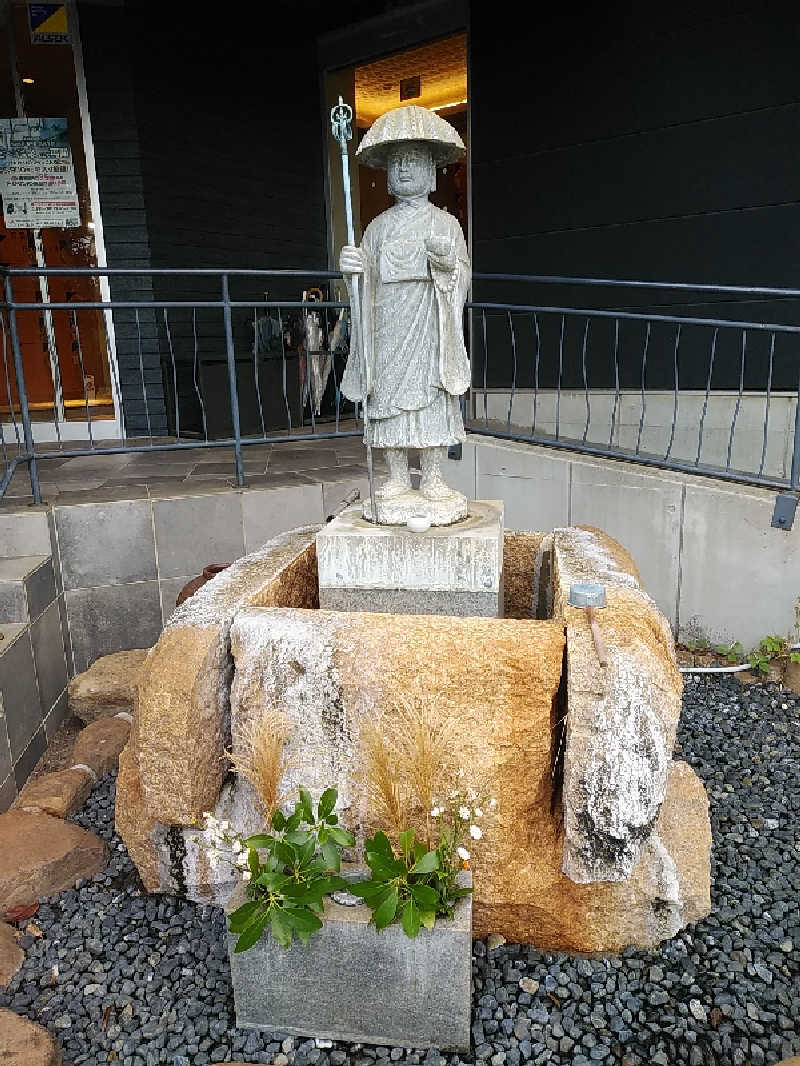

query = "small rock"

[
  {"left": 14, "top": 769, "right": 93, "bottom": 820},
  {"left": 72, "top": 716, "right": 131, "bottom": 777},
  {"left": 779, "top": 939, "right": 793, "bottom": 953},
  {"left": 68, "top": 649, "right": 149, "bottom": 723},
  {"left": 487, "top": 933, "right": 506, "bottom": 950},
  {"left": 0, "top": 923, "right": 24, "bottom": 988},
  {"left": 689, "top": 999, "right": 708, "bottom": 1023},
  {"left": 519, "top": 977, "right": 539, "bottom": 995},
  {"left": 0, "top": 810, "right": 108, "bottom": 911}
]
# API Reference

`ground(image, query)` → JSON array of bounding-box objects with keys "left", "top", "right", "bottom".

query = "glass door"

[{"left": 0, "top": 1, "right": 119, "bottom": 442}]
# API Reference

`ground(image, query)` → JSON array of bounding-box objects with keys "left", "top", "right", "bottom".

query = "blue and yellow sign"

[{"left": 28, "top": 4, "right": 70, "bottom": 45}]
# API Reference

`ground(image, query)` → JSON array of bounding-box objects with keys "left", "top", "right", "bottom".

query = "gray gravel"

[{"left": 1, "top": 675, "right": 798, "bottom": 1066}]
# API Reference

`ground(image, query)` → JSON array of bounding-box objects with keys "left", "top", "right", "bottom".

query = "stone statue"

[{"left": 340, "top": 105, "right": 471, "bottom": 525}]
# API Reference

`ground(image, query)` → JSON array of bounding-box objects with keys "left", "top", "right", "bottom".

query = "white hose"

[{"left": 679, "top": 642, "right": 800, "bottom": 674}]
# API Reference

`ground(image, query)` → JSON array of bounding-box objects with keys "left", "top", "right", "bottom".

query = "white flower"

[
  {"left": 221, "top": 820, "right": 232, "bottom": 832},
  {"left": 231, "top": 840, "right": 243, "bottom": 854},
  {"left": 457, "top": 846, "right": 470, "bottom": 861},
  {"left": 489, "top": 797, "right": 498, "bottom": 809},
  {"left": 241, "top": 871, "right": 252, "bottom": 883},
  {"left": 458, "top": 806, "right": 470, "bottom": 821},
  {"left": 456, "top": 768, "right": 465, "bottom": 779},
  {"left": 430, "top": 807, "right": 442, "bottom": 818},
  {"left": 470, "top": 824, "right": 483, "bottom": 840},
  {"left": 474, "top": 808, "right": 483, "bottom": 819},
  {"left": 235, "top": 853, "right": 248, "bottom": 869}
]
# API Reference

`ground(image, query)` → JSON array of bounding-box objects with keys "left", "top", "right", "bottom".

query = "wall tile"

[
  {"left": 65, "top": 580, "right": 162, "bottom": 673},
  {"left": 25, "top": 558, "right": 56, "bottom": 622},
  {"left": 0, "top": 629, "right": 42, "bottom": 761},
  {"left": 55, "top": 498, "right": 157, "bottom": 589},
  {"left": 159, "top": 576, "right": 190, "bottom": 627},
  {"left": 57, "top": 593, "right": 75, "bottom": 679},
  {"left": 153, "top": 492, "right": 244, "bottom": 579},
  {"left": 44, "top": 689, "right": 68, "bottom": 741},
  {"left": 241, "top": 484, "right": 323, "bottom": 554},
  {"left": 13, "top": 725, "right": 46, "bottom": 790},
  {"left": 0, "top": 510, "right": 52, "bottom": 557},
  {"left": 31, "top": 601, "right": 68, "bottom": 715},
  {"left": 0, "top": 709, "right": 11, "bottom": 784},
  {"left": 0, "top": 774, "right": 16, "bottom": 813}
]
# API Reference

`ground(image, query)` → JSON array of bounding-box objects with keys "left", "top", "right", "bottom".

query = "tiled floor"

[{"left": 1, "top": 430, "right": 392, "bottom": 508}]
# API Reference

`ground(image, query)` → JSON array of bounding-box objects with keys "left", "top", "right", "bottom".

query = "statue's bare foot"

[{"left": 376, "top": 475, "right": 412, "bottom": 500}]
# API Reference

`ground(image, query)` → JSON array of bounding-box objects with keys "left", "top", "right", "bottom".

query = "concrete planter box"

[{"left": 226, "top": 874, "right": 472, "bottom": 1051}]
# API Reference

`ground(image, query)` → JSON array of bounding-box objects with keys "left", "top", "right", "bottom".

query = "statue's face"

[{"left": 387, "top": 143, "right": 434, "bottom": 199}]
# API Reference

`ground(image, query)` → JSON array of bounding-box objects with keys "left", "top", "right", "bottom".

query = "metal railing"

[
  {"left": 2, "top": 267, "right": 799, "bottom": 527},
  {"left": 466, "top": 273, "right": 800, "bottom": 527},
  {"left": 0, "top": 267, "right": 361, "bottom": 504}
]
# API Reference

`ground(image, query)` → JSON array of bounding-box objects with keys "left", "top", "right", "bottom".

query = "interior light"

[
  {"left": 22, "top": 77, "right": 34, "bottom": 85},
  {"left": 87, "top": 221, "right": 95, "bottom": 229},
  {"left": 431, "top": 97, "right": 468, "bottom": 111}
]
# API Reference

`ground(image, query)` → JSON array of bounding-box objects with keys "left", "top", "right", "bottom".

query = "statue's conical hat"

[{"left": 356, "top": 104, "right": 466, "bottom": 169}]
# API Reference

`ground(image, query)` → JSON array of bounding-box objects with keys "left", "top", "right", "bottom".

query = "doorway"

[
  {"left": 0, "top": 0, "right": 119, "bottom": 442},
  {"left": 324, "top": 31, "right": 469, "bottom": 276}
]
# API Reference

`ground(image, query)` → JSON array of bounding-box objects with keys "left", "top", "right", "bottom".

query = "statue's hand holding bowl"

[
  {"left": 339, "top": 245, "right": 365, "bottom": 275},
  {"left": 425, "top": 235, "right": 456, "bottom": 272}
]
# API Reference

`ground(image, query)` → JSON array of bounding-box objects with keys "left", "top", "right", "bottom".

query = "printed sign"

[
  {"left": 29, "top": 3, "right": 70, "bottom": 44},
  {"left": 0, "top": 118, "right": 80, "bottom": 229}
]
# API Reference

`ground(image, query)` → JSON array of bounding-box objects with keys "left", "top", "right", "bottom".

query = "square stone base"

[
  {"left": 227, "top": 879, "right": 471, "bottom": 1050},
  {"left": 316, "top": 500, "right": 504, "bottom": 617}
]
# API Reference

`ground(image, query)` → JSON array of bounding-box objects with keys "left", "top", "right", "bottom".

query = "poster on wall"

[
  {"left": 0, "top": 117, "right": 80, "bottom": 228},
  {"left": 28, "top": 4, "right": 70, "bottom": 44}
]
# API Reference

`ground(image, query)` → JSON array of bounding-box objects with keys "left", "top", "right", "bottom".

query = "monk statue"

[{"left": 340, "top": 105, "right": 471, "bottom": 525}]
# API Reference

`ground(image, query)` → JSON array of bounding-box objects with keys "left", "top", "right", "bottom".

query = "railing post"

[
  {"left": 3, "top": 273, "right": 40, "bottom": 504},
  {"left": 791, "top": 378, "right": 800, "bottom": 491},
  {"left": 221, "top": 272, "right": 245, "bottom": 486}
]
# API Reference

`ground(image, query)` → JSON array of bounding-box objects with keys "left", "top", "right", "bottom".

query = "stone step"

[
  {"left": 0, "top": 556, "right": 55, "bottom": 625},
  {"left": 67, "top": 649, "right": 149, "bottom": 724},
  {"left": 0, "top": 1007, "right": 62, "bottom": 1065},
  {"left": 0, "top": 809, "right": 108, "bottom": 912}
]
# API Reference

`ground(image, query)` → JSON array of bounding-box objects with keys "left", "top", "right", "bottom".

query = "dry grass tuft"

[
  {"left": 360, "top": 695, "right": 457, "bottom": 848},
  {"left": 228, "top": 709, "right": 293, "bottom": 822}
]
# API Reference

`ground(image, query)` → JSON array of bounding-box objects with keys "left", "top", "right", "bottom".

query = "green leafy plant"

[
  {"left": 352, "top": 828, "right": 444, "bottom": 938},
  {"left": 200, "top": 787, "right": 355, "bottom": 952},
  {"left": 748, "top": 634, "right": 800, "bottom": 675},
  {"left": 352, "top": 783, "right": 493, "bottom": 939},
  {"left": 714, "top": 641, "right": 744, "bottom": 664}
]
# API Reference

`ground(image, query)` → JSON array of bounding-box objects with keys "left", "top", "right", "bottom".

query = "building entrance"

[{"left": 0, "top": 1, "right": 119, "bottom": 441}]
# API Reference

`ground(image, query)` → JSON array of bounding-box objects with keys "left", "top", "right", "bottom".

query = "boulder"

[
  {"left": 0, "top": 923, "right": 24, "bottom": 987},
  {"left": 116, "top": 526, "right": 321, "bottom": 885},
  {"left": 68, "top": 649, "right": 150, "bottom": 724},
  {"left": 14, "top": 769, "right": 92, "bottom": 819},
  {"left": 225, "top": 606, "right": 710, "bottom": 952},
  {"left": 553, "top": 526, "right": 684, "bottom": 883},
  {"left": 0, "top": 810, "right": 108, "bottom": 911},
  {"left": 72, "top": 716, "right": 131, "bottom": 777},
  {"left": 0, "top": 1009, "right": 61, "bottom": 1065}
]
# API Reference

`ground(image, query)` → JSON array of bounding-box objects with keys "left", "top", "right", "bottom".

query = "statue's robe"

[{"left": 342, "top": 198, "right": 471, "bottom": 449}]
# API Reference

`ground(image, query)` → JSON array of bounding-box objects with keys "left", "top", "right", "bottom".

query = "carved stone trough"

[{"left": 116, "top": 517, "right": 712, "bottom": 953}]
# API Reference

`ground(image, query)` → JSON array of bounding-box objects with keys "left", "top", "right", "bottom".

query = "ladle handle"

[{"left": 586, "top": 606, "right": 608, "bottom": 667}]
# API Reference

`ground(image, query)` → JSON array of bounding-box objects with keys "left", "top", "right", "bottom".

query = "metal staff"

[{"left": 330, "top": 95, "right": 378, "bottom": 524}]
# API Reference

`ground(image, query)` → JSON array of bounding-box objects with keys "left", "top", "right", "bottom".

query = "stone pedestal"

[
  {"left": 226, "top": 874, "right": 472, "bottom": 1050},
  {"left": 316, "top": 500, "right": 504, "bottom": 617}
]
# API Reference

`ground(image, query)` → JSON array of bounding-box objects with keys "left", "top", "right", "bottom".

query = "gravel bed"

[{"left": 2, "top": 676, "right": 798, "bottom": 1066}]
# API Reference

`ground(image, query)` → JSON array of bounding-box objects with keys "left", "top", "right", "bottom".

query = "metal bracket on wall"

[
  {"left": 448, "top": 443, "right": 463, "bottom": 460},
  {"left": 771, "top": 492, "right": 798, "bottom": 531}
]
